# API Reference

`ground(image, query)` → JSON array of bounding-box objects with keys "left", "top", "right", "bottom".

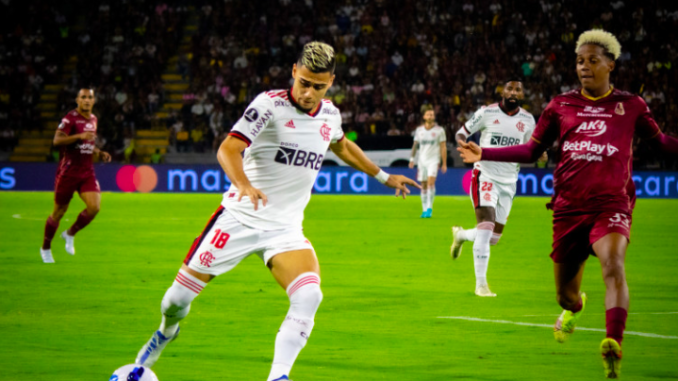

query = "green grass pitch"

[{"left": 1, "top": 192, "right": 677, "bottom": 380}]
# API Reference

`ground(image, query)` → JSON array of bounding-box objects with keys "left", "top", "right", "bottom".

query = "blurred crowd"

[{"left": 1, "top": 0, "right": 677, "bottom": 169}]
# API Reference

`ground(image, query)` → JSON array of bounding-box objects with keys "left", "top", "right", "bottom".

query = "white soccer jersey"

[
  {"left": 463, "top": 104, "right": 536, "bottom": 184},
  {"left": 414, "top": 125, "right": 446, "bottom": 165},
  {"left": 223, "top": 89, "right": 344, "bottom": 230}
]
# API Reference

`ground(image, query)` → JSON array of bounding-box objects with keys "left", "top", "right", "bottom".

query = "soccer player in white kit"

[
  {"left": 134, "top": 42, "right": 419, "bottom": 381},
  {"left": 450, "top": 79, "right": 542, "bottom": 297},
  {"left": 408, "top": 108, "right": 447, "bottom": 218}
]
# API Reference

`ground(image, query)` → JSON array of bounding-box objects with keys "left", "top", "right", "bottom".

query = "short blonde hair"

[
  {"left": 297, "top": 41, "right": 336, "bottom": 74},
  {"left": 575, "top": 29, "right": 621, "bottom": 60}
]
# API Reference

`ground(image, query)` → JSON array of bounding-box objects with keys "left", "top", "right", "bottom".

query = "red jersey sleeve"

[
  {"left": 634, "top": 96, "right": 661, "bottom": 140},
  {"left": 58, "top": 114, "right": 74, "bottom": 135},
  {"left": 530, "top": 100, "right": 560, "bottom": 146}
]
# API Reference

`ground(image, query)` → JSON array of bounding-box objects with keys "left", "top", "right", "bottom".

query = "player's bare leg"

[
  {"left": 61, "top": 191, "right": 100, "bottom": 255},
  {"left": 553, "top": 259, "right": 587, "bottom": 342},
  {"left": 425, "top": 176, "right": 436, "bottom": 217},
  {"left": 420, "top": 182, "right": 429, "bottom": 218},
  {"left": 593, "top": 233, "right": 629, "bottom": 378},
  {"left": 136, "top": 264, "right": 213, "bottom": 367},
  {"left": 40, "top": 202, "right": 69, "bottom": 263},
  {"left": 267, "top": 249, "right": 322, "bottom": 381}
]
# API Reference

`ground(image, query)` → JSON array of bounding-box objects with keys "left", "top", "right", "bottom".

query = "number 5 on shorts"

[{"left": 210, "top": 229, "right": 231, "bottom": 249}]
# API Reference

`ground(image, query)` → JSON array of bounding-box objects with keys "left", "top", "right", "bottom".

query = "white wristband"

[
  {"left": 409, "top": 157, "right": 414, "bottom": 162},
  {"left": 375, "top": 169, "right": 390, "bottom": 184}
]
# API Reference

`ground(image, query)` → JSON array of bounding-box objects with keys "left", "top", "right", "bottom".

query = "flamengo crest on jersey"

[
  {"left": 223, "top": 90, "right": 344, "bottom": 230},
  {"left": 414, "top": 125, "right": 446, "bottom": 165},
  {"left": 464, "top": 104, "right": 536, "bottom": 184}
]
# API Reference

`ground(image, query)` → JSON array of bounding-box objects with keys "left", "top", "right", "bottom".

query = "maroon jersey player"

[
  {"left": 458, "top": 30, "right": 678, "bottom": 379},
  {"left": 40, "top": 88, "right": 111, "bottom": 263}
]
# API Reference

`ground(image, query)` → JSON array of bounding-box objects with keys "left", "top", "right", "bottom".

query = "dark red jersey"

[
  {"left": 56, "top": 109, "right": 98, "bottom": 175},
  {"left": 532, "top": 88, "right": 660, "bottom": 216}
]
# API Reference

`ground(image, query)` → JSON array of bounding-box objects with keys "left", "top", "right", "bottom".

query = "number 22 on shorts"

[
  {"left": 481, "top": 182, "right": 494, "bottom": 191},
  {"left": 210, "top": 229, "right": 230, "bottom": 249}
]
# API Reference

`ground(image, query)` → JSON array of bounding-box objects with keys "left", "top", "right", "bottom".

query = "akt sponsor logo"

[
  {"left": 490, "top": 133, "right": 521, "bottom": 146},
  {"left": 574, "top": 120, "right": 607, "bottom": 136},
  {"left": 274, "top": 146, "right": 324, "bottom": 170}
]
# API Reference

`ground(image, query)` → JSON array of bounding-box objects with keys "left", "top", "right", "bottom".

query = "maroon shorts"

[
  {"left": 551, "top": 211, "right": 632, "bottom": 263},
  {"left": 54, "top": 172, "right": 100, "bottom": 205}
]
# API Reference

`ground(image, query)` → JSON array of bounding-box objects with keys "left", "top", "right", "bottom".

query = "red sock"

[
  {"left": 67, "top": 210, "right": 95, "bottom": 236},
  {"left": 571, "top": 296, "right": 583, "bottom": 313},
  {"left": 43, "top": 216, "right": 59, "bottom": 249},
  {"left": 606, "top": 307, "right": 628, "bottom": 345}
]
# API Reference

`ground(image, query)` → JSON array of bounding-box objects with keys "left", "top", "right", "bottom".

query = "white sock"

[
  {"left": 159, "top": 269, "right": 206, "bottom": 337},
  {"left": 459, "top": 228, "right": 477, "bottom": 242},
  {"left": 268, "top": 272, "right": 323, "bottom": 381},
  {"left": 490, "top": 233, "right": 501, "bottom": 246},
  {"left": 473, "top": 222, "right": 495, "bottom": 288},
  {"left": 428, "top": 186, "right": 436, "bottom": 210},
  {"left": 421, "top": 189, "right": 428, "bottom": 211}
]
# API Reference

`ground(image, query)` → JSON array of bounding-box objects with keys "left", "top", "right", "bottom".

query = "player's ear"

[
  {"left": 292, "top": 63, "right": 298, "bottom": 79},
  {"left": 327, "top": 74, "right": 335, "bottom": 89},
  {"left": 608, "top": 59, "right": 615, "bottom": 73}
]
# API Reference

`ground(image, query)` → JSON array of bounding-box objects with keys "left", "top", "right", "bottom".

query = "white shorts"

[
  {"left": 417, "top": 161, "right": 439, "bottom": 182},
  {"left": 184, "top": 206, "right": 314, "bottom": 276},
  {"left": 469, "top": 169, "right": 516, "bottom": 225}
]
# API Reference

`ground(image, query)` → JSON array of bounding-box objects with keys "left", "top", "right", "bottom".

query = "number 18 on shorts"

[{"left": 183, "top": 207, "right": 315, "bottom": 276}]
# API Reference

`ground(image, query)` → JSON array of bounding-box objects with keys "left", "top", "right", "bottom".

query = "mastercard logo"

[
  {"left": 116, "top": 165, "right": 158, "bottom": 193},
  {"left": 461, "top": 169, "right": 473, "bottom": 195}
]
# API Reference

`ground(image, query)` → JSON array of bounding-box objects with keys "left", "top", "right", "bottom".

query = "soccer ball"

[{"left": 110, "top": 364, "right": 158, "bottom": 381}]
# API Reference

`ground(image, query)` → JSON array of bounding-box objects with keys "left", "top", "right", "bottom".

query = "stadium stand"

[{"left": 1, "top": 0, "right": 676, "bottom": 168}]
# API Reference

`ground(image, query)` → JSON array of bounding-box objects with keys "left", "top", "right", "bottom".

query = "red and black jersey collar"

[
  {"left": 499, "top": 101, "right": 520, "bottom": 116},
  {"left": 288, "top": 88, "right": 323, "bottom": 117}
]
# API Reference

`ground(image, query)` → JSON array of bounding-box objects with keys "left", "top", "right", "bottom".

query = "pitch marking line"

[
  {"left": 520, "top": 312, "right": 678, "bottom": 317},
  {"left": 437, "top": 316, "right": 678, "bottom": 340}
]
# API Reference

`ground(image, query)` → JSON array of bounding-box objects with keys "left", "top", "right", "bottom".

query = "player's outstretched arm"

[
  {"left": 648, "top": 132, "right": 678, "bottom": 154},
  {"left": 457, "top": 139, "right": 545, "bottom": 164},
  {"left": 53, "top": 130, "right": 96, "bottom": 146},
  {"left": 217, "top": 136, "right": 267, "bottom": 210},
  {"left": 330, "top": 138, "right": 421, "bottom": 198}
]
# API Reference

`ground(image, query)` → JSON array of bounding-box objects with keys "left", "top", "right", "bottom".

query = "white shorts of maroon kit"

[
  {"left": 183, "top": 206, "right": 314, "bottom": 276},
  {"left": 469, "top": 169, "right": 516, "bottom": 225}
]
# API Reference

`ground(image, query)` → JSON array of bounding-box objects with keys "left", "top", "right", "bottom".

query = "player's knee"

[
  {"left": 52, "top": 207, "right": 67, "bottom": 220},
  {"left": 161, "top": 272, "right": 204, "bottom": 318},
  {"left": 86, "top": 205, "right": 100, "bottom": 216},
  {"left": 601, "top": 258, "right": 626, "bottom": 282},
  {"left": 287, "top": 273, "right": 323, "bottom": 316}
]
